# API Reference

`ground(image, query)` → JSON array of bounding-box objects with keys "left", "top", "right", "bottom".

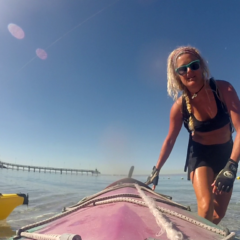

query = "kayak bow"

[
  {"left": 12, "top": 178, "right": 236, "bottom": 240},
  {"left": 0, "top": 193, "right": 29, "bottom": 220}
]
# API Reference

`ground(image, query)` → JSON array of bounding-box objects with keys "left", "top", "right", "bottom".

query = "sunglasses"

[{"left": 175, "top": 60, "right": 200, "bottom": 76}]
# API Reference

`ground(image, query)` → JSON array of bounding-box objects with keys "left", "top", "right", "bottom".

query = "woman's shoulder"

[
  {"left": 214, "top": 79, "right": 237, "bottom": 102},
  {"left": 214, "top": 79, "right": 232, "bottom": 87},
  {"left": 171, "top": 96, "right": 183, "bottom": 115},
  {"left": 214, "top": 79, "right": 235, "bottom": 93},
  {"left": 173, "top": 96, "right": 183, "bottom": 108}
]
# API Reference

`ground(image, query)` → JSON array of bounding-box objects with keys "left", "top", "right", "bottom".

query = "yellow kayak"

[{"left": 0, "top": 193, "right": 28, "bottom": 220}]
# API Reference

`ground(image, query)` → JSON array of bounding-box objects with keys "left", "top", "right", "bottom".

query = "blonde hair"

[
  {"left": 184, "top": 93, "right": 195, "bottom": 132},
  {"left": 167, "top": 46, "right": 210, "bottom": 133}
]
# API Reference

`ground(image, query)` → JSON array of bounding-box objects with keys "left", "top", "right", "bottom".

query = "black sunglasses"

[{"left": 175, "top": 60, "right": 200, "bottom": 76}]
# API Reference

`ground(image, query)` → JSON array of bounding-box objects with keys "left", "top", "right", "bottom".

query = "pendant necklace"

[{"left": 191, "top": 84, "right": 204, "bottom": 99}]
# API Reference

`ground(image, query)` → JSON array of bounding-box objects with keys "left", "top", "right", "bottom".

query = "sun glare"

[
  {"left": 7, "top": 23, "right": 25, "bottom": 39},
  {"left": 36, "top": 48, "right": 48, "bottom": 60}
]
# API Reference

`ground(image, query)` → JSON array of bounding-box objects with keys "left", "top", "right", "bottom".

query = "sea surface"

[{"left": 0, "top": 168, "right": 240, "bottom": 240}]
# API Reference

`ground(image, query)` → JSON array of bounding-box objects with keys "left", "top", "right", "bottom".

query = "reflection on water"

[{"left": 0, "top": 220, "right": 15, "bottom": 239}]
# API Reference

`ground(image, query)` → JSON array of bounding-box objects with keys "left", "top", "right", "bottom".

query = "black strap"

[
  {"left": 210, "top": 78, "right": 234, "bottom": 133},
  {"left": 184, "top": 134, "right": 192, "bottom": 172}
]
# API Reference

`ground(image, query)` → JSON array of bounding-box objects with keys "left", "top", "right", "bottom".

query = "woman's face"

[{"left": 175, "top": 53, "right": 203, "bottom": 89}]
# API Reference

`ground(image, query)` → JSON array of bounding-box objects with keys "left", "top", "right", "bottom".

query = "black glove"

[
  {"left": 214, "top": 159, "right": 238, "bottom": 192},
  {"left": 145, "top": 166, "right": 159, "bottom": 185}
]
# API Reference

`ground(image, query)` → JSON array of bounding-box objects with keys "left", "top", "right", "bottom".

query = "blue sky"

[{"left": 0, "top": 0, "right": 240, "bottom": 175}]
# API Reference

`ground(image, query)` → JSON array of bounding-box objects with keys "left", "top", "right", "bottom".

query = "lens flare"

[
  {"left": 8, "top": 23, "right": 25, "bottom": 39},
  {"left": 36, "top": 48, "right": 48, "bottom": 60}
]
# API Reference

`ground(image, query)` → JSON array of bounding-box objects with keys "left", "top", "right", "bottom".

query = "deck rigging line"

[{"left": 135, "top": 184, "right": 183, "bottom": 240}]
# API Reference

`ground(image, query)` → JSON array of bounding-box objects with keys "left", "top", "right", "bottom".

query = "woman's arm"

[
  {"left": 218, "top": 80, "right": 240, "bottom": 163},
  {"left": 152, "top": 98, "right": 183, "bottom": 190},
  {"left": 212, "top": 81, "right": 240, "bottom": 194}
]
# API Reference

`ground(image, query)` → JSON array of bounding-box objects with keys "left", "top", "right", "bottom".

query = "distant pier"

[{"left": 0, "top": 161, "right": 100, "bottom": 175}]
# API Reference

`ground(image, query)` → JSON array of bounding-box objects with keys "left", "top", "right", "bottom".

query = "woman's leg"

[
  {"left": 190, "top": 166, "right": 215, "bottom": 222},
  {"left": 212, "top": 189, "right": 233, "bottom": 224}
]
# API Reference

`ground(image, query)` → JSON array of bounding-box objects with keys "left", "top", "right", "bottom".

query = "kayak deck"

[{"left": 13, "top": 178, "right": 235, "bottom": 240}]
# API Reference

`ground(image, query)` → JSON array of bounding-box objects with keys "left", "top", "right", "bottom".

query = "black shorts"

[{"left": 185, "top": 139, "right": 233, "bottom": 180}]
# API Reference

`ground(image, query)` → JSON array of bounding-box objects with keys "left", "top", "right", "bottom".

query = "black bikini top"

[{"left": 182, "top": 78, "right": 232, "bottom": 133}]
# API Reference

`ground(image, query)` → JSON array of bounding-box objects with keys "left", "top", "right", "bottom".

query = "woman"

[{"left": 146, "top": 46, "right": 240, "bottom": 224}]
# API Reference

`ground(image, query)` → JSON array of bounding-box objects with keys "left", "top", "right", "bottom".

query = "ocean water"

[{"left": 0, "top": 168, "right": 240, "bottom": 240}]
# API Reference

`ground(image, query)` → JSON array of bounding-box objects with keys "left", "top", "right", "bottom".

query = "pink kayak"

[{"left": 13, "top": 178, "right": 235, "bottom": 240}]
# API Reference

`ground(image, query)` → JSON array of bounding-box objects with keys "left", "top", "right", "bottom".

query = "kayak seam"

[
  {"left": 66, "top": 193, "right": 189, "bottom": 211},
  {"left": 70, "top": 183, "right": 189, "bottom": 211}
]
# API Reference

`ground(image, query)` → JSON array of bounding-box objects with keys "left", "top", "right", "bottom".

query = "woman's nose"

[{"left": 187, "top": 67, "right": 192, "bottom": 73}]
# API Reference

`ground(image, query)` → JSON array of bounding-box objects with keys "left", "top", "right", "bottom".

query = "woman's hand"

[
  {"left": 211, "top": 159, "right": 238, "bottom": 194},
  {"left": 145, "top": 166, "right": 159, "bottom": 188}
]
